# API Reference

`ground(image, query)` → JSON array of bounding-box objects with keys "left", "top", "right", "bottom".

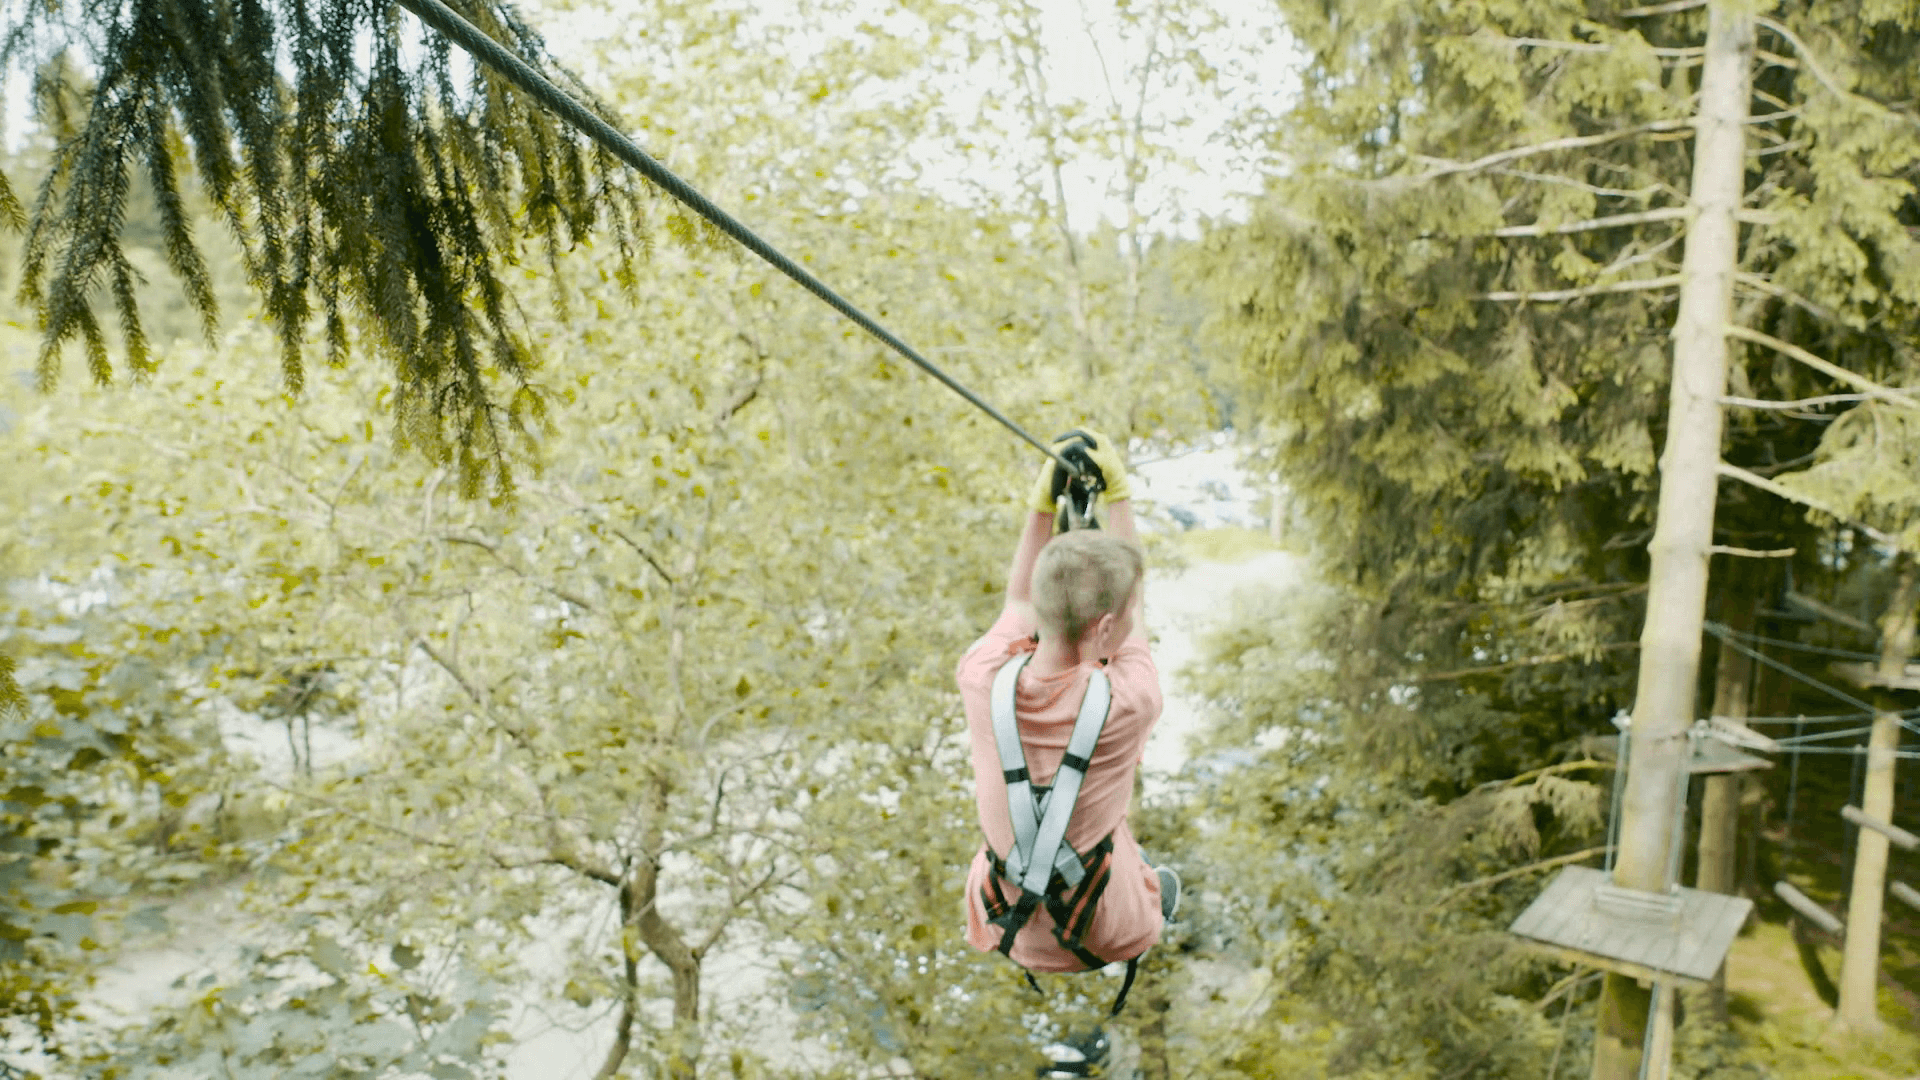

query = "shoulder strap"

[
  {"left": 990, "top": 653, "right": 1042, "bottom": 879},
  {"left": 1016, "top": 670, "right": 1111, "bottom": 898}
]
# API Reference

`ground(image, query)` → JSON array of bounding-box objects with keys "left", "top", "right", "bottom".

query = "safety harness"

[{"left": 980, "top": 651, "right": 1141, "bottom": 1016}]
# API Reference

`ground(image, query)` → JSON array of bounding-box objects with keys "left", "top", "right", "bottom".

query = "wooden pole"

[
  {"left": 1592, "top": 7, "right": 1751, "bottom": 1078},
  {"left": 1697, "top": 567, "right": 1757, "bottom": 1019},
  {"left": 1642, "top": 983, "right": 1677, "bottom": 1080},
  {"left": 1835, "top": 556, "right": 1919, "bottom": 1032}
]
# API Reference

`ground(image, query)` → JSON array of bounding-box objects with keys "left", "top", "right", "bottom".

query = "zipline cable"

[{"left": 392, "top": 0, "right": 1080, "bottom": 475}]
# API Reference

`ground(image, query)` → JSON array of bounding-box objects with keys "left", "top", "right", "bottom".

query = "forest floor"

[{"left": 1725, "top": 918, "right": 1920, "bottom": 1079}]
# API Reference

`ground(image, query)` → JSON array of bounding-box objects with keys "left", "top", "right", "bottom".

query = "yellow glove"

[{"left": 1023, "top": 427, "right": 1133, "bottom": 513}]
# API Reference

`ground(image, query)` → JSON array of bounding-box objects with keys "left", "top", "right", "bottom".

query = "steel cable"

[{"left": 392, "top": 0, "right": 1079, "bottom": 474}]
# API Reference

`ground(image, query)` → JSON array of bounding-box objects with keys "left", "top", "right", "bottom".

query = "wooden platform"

[
  {"left": 1830, "top": 661, "right": 1920, "bottom": 692},
  {"left": 1509, "top": 866, "right": 1755, "bottom": 986},
  {"left": 1582, "top": 734, "right": 1772, "bottom": 774}
]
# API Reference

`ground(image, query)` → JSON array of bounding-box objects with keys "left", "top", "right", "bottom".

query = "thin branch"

[
  {"left": 1473, "top": 759, "right": 1613, "bottom": 794},
  {"left": 1715, "top": 462, "right": 1899, "bottom": 547},
  {"left": 1619, "top": 0, "right": 1705, "bottom": 16},
  {"left": 1492, "top": 170, "right": 1664, "bottom": 200},
  {"left": 1480, "top": 275, "right": 1682, "bottom": 303},
  {"left": 1404, "top": 121, "right": 1691, "bottom": 182},
  {"left": 1536, "top": 970, "right": 1603, "bottom": 1013},
  {"left": 1756, "top": 16, "right": 1916, "bottom": 127},
  {"left": 1411, "top": 643, "right": 1638, "bottom": 682},
  {"left": 441, "top": 533, "right": 597, "bottom": 612},
  {"left": 1734, "top": 272, "right": 1839, "bottom": 324},
  {"left": 1465, "top": 35, "right": 1701, "bottom": 58},
  {"left": 1721, "top": 392, "right": 1871, "bottom": 411},
  {"left": 1725, "top": 324, "right": 1920, "bottom": 409},
  {"left": 1430, "top": 846, "right": 1614, "bottom": 910},
  {"left": 1709, "top": 544, "right": 1798, "bottom": 558},
  {"left": 1491, "top": 206, "right": 1688, "bottom": 237}
]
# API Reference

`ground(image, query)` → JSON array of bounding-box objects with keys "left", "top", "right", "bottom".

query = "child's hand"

[{"left": 1057, "top": 427, "right": 1133, "bottom": 503}]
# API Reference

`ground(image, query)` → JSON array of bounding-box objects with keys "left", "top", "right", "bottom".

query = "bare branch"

[
  {"left": 1473, "top": 759, "right": 1613, "bottom": 794},
  {"left": 1491, "top": 206, "right": 1689, "bottom": 237},
  {"left": 1715, "top": 462, "right": 1899, "bottom": 547},
  {"left": 1733, "top": 272, "right": 1839, "bottom": 324},
  {"left": 1404, "top": 121, "right": 1691, "bottom": 182},
  {"left": 1756, "top": 16, "right": 1918, "bottom": 127},
  {"left": 1619, "top": 0, "right": 1705, "bottom": 16},
  {"left": 441, "top": 533, "right": 598, "bottom": 612},
  {"left": 1410, "top": 642, "right": 1638, "bottom": 682},
  {"left": 1461, "top": 34, "right": 1700, "bottom": 57},
  {"left": 1430, "top": 846, "right": 1614, "bottom": 910},
  {"left": 1721, "top": 392, "right": 1872, "bottom": 411},
  {"left": 1480, "top": 274, "right": 1682, "bottom": 303},
  {"left": 1709, "top": 544, "right": 1798, "bottom": 558},
  {"left": 1492, "top": 169, "right": 1664, "bottom": 200},
  {"left": 1725, "top": 324, "right": 1920, "bottom": 409}
]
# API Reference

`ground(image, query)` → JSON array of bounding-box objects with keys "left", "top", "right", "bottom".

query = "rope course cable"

[
  {"left": 1717, "top": 627, "right": 1882, "bottom": 663},
  {"left": 1703, "top": 621, "right": 1876, "bottom": 713},
  {"left": 390, "top": 0, "right": 1081, "bottom": 476}
]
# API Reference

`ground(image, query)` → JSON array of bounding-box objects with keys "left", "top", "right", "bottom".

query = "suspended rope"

[
  {"left": 1703, "top": 621, "right": 1876, "bottom": 713},
  {"left": 1779, "top": 746, "right": 1920, "bottom": 759},
  {"left": 1715, "top": 626, "right": 1882, "bottom": 664},
  {"left": 391, "top": 0, "right": 1079, "bottom": 476},
  {"left": 1770, "top": 725, "right": 1876, "bottom": 747}
]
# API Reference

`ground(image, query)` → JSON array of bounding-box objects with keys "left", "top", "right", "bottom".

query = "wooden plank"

[
  {"left": 1521, "top": 942, "right": 1712, "bottom": 990},
  {"left": 1892, "top": 882, "right": 1920, "bottom": 913},
  {"left": 1841, "top": 804, "right": 1920, "bottom": 851},
  {"left": 1583, "top": 735, "right": 1771, "bottom": 774},
  {"left": 1830, "top": 661, "right": 1920, "bottom": 691},
  {"left": 1774, "top": 881, "right": 1844, "bottom": 934}
]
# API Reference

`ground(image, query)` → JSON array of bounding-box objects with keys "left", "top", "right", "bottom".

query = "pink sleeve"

[
  {"left": 1101, "top": 638, "right": 1163, "bottom": 761},
  {"left": 956, "top": 608, "right": 1038, "bottom": 682}
]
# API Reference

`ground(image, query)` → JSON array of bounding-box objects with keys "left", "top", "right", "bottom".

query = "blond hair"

[{"left": 1032, "top": 531, "right": 1145, "bottom": 645}]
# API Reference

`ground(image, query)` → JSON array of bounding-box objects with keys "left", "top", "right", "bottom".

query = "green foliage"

[
  {"left": 3, "top": 0, "right": 651, "bottom": 496},
  {"left": 1194, "top": 0, "right": 1920, "bottom": 1071}
]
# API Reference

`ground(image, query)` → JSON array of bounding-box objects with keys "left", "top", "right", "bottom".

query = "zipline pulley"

[{"left": 1047, "top": 430, "right": 1106, "bottom": 534}]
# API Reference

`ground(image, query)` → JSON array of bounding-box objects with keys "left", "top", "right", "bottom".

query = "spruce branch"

[
  {"left": 1403, "top": 121, "right": 1692, "bottom": 183},
  {"left": 1490, "top": 206, "right": 1690, "bottom": 238},
  {"left": 1721, "top": 392, "right": 1874, "bottom": 411},
  {"left": 1724, "top": 325, "right": 1920, "bottom": 410},
  {"left": 1462, "top": 35, "right": 1701, "bottom": 59},
  {"left": 5, "top": 0, "right": 652, "bottom": 495},
  {"left": 1429, "top": 846, "right": 1613, "bottom": 910},
  {"left": 1479, "top": 275, "right": 1682, "bottom": 303},
  {"left": 1715, "top": 462, "right": 1899, "bottom": 547},
  {"left": 1618, "top": 0, "right": 1706, "bottom": 17},
  {"left": 1410, "top": 642, "right": 1638, "bottom": 682},
  {"left": 1755, "top": 16, "right": 1920, "bottom": 128}
]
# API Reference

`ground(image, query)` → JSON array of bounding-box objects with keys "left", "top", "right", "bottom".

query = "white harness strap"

[{"left": 989, "top": 652, "right": 1114, "bottom": 895}]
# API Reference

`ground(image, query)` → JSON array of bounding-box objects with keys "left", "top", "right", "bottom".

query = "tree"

[
  {"left": 1196, "top": 0, "right": 1920, "bottom": 1073},
  {"left": 2, "top": 0, "right": 653, "bottom": 494}
]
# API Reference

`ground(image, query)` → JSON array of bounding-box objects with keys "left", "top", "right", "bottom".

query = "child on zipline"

[{"left": 956, "top": 428, "right": 1177, "bottom": 1001}]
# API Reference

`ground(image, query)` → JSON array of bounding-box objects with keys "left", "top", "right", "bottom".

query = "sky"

[
  {"left": 2, "top": 0, "right": 1296, "bottom": 235},
  {"left": 538, "top": 0, "right": 1298, "bottom": 234}
]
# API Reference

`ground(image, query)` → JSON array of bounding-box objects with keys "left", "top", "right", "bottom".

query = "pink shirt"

[{"left": 957, "top": 609, "right": 1165, "bottom": 972}]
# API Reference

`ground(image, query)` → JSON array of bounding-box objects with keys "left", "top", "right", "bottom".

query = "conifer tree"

[
  {"left": 1200, "top": 0, "right": 1920, "bottom": 1073},
  {"left": 1, "top": 0, "right": 651, "bottom": 495}
]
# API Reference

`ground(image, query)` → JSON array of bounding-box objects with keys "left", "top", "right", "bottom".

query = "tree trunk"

[
  {"left": 1834, "top": 555, "right": 1920, "bottom": 1032},
  {"left": 1592, "top": 6, "right": 1752, "bottom": 1079}
]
